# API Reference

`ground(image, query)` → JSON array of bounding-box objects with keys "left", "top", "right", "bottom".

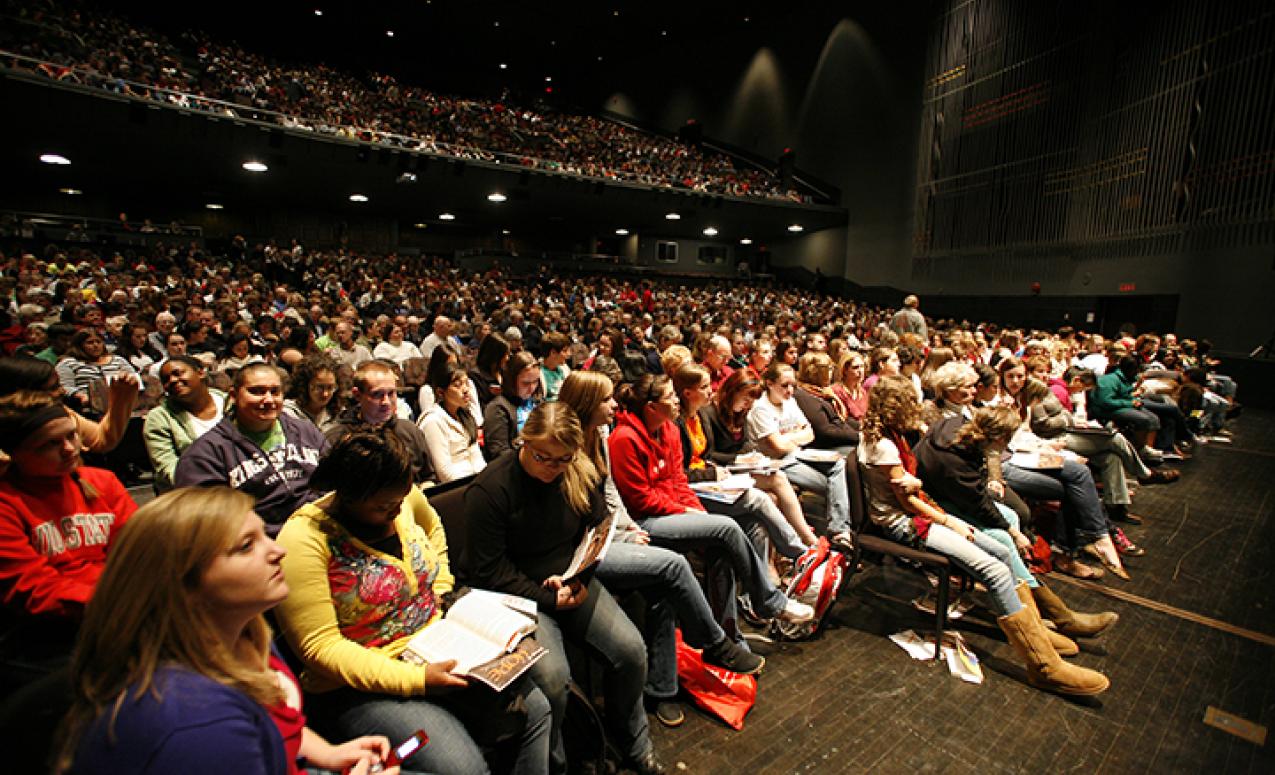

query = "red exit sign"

[{"left": 1119, "top": 283, "right": 1136, "bottom": 292}]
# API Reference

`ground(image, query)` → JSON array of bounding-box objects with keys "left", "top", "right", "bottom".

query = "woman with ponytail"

[{"left": 0, "top": 391, "right": 136, "bottom": 675}]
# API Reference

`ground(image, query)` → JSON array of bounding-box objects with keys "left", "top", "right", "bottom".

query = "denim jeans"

[
  {"left": 638, "top": 511, "right": 789, "bottom": 643},
  {"left": 887, "top": 520, "right": 1023, "bottom": 617},
  {"left": 1142, "top": 394, "right": 1194, "bottom": 449},
  {"left": 1002, "top": 460, "right": 1108, "bottom": 551},
  {"left": 978, "top": 502, "right": 1038, "bottom": 589},
  {"left": 595, "top": 541, "right": 729, "bottom": 700},
  {"left": 527, "top": 578, "right": 651, "bottom": 771},
  {"left": 780, "top": 456, "right": 851, "bottom": 535},
  {"left": 306, "top": 678, "right": 552, "bottom": 775},
  {"left": 707, "top": 486, "right": 808, "bottom": 558}
]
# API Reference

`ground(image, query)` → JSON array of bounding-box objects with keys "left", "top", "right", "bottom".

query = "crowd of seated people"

[
  {"left": 3, "top": 0, "right": 806, "bottom": 202},
  {"left": 0, "top": 228, "right": 1243, "bottom": 772}
]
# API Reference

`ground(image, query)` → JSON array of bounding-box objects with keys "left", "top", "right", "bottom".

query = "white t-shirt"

[
  {"left": 856, "top": 437, "right": 911, "bottom": 532},
  {"left": 745, "top": 396, "right": 809, "bottom": 447},
  {"left": 188, "top": 392, "right": 226, "bottom": 439}
]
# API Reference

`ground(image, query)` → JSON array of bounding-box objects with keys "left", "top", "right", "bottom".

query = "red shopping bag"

[{"left": 674, "top": 630, "right": 757, "bottom": 730}]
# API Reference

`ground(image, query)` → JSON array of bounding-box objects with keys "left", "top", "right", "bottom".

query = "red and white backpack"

[{"left": 773, "top": 536, "right": 851, "bottom": 640}]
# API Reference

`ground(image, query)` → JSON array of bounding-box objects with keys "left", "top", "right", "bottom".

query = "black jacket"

[
  {"left": 794, "top": 388, "right": 860, "bottom": 449},
  {"left": 326, "top": 409, "right": 435, "bottom": 483},
  {"left": 914, "top": 415, "right": 1010, "bottom": 531}
]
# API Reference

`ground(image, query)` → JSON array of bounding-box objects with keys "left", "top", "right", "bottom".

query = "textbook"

[{"left": 400, "top": 589, "right": 544, "bottom": 691}]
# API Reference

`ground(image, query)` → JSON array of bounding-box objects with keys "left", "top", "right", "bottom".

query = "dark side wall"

[{"left": 585, "top": 1, "right": 1275, "bottom": 353}]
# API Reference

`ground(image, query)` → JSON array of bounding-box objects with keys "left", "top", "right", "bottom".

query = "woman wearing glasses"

[{"left": 465, "top": 402, "right": 662, "bottom": 775}]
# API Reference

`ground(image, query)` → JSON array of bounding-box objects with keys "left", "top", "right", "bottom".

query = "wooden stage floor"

[{"left": 649, "top": 411, "right": 1275, "bottom": 774}]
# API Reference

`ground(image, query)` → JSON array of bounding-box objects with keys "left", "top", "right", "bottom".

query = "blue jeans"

[
  {"left": 306, "top": 679, "right": 551, "bottom": 775},
  {"left": 638, "top": 511, "right": 789, "bottom": 644},
  {"left": 978, "top": 503, "right": 1038, "bottom": 589},
  {"left": 596, "top": 541, "right": 729, "bottom": 700},
  {"left": 887, "top": 520, "right": 1023, "bottom": 617},
  {"left": 780, "top": 457, "right": 851, "bottom": 535},
  {"left": 1142, "top": 394, "right": 1193, "bottom": 449},
  {"left": 707, "top": 487, "right": 808, "bottom": 558},
  {"left": 1002, "top": 460, "right": 1108, "bottom": 551},
  {"left": 527, "top": 578, "right": 651, "bottom": 771}
]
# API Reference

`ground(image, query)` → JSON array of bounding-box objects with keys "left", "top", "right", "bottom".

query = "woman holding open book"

[
  {"left": 560, "top": 371, "right": 765, "bottom": 728},
  {"left": 274, "top": 432, "right": 551, "bottom": 775},
  {"left": 465, "top": 402, "right": 663, "bottom": 775}
]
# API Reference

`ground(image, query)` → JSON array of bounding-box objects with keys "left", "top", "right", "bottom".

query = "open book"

[
  {"left": 400, "top": 589, "right": 545, "bottom": 691},
  {"left": 561, "top": 511, "right": 617, "bottom": 583},
  {"left": 690, "top": 472, "right": 756, "bottom": 504}
]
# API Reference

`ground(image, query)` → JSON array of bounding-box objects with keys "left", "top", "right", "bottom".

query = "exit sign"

[{"left": 1119, "top": 283, "right": 1136, "bottom": 292}]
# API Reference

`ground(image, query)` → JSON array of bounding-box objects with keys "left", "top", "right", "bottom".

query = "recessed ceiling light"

[
  {"left": 413, "top": 222, "right": 428, "bottom": 228},
  {"left": 499, "top": 63, "right": 508, "bottom": 70},
  {"left": 661, "top": 30, "right": 668, "bottom": 37},
  {"left": 59, "top": 188, "right": 82, "bottom": 195},
  {"left": 597, "top": 56, "right": 604, "bottom": 62},
  {"left": 242, "top": 160, "right": 268, "bottom": 172},
  {"left": 501, "top": 229, "right": 511, "bottom": 235},
  {"left": 349, "top": 193, "right": 369, "bottom": 202},
  {"left": 438, "top": 212, "right": 456, "bottom": 221},
  {"left": 40, "top": 153, "right": 71, "bottom": 165},
  {"left": 665, "top": 212, "right": 681, "bottom": 220},
  {"left": 314, "top": 9, "right": 323, "bottom": 16},
  {"left": 787, "top": 224, "right": 804, "bottom": 232},
  {"left": 205, "top": 203, "right": 224, "bottom": 209},
  {"left": 545, "top": 76, "right": 552, "bottom": 83},
  {"left": 615, "top": 228, "right": 630, "bottom": 236},
  {"left": 739, "top": 238, "right": 753, "bottom": 245},
  {"left": 487, "top": 192, "right": 507, "bottom": 203},
  {"left": 703, "top": 227, "right": 718, "bottom": 236},
  {"left": 385, "top": 30, "right": 394, "bottom": 37}
]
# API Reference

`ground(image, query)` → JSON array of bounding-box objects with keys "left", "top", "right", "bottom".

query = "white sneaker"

[
  {"left": 777, "top": 598, "right": 815, "bottom": 624},
  {"left": 1141, "top": 446, "right": 1164, "bottom": 463}
]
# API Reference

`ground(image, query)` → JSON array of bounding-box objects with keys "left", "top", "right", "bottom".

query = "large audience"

[
  {"left": 2, "top": 1, "right": 807, "bottom": 202},
  {"left": 0, "top": 225, "right": 1241, "bottom": 773}
]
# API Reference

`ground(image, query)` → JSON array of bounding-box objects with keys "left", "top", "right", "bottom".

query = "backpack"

[{"left": 773, "top": 537, "right": 850, "bottom": 640}]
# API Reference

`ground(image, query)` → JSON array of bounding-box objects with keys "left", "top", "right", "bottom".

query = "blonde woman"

[{"left": 59, "top": 487, "right": 397, "bottom": 775}]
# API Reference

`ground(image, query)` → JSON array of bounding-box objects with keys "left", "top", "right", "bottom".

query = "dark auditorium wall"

[{"left": 589, "top": 1, "right": 1275, "bottom": 352}]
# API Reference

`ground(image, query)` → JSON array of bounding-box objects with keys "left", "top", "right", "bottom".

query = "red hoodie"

[
  {"left": 0, "top": 467, "right": 136, "bottom": 618},
  {"left": 608, "top": 411, "right": 703, "bottom": 519}
]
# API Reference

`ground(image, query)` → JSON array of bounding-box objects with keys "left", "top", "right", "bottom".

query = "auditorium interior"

[{"left": 1, "top": 0, "right": 1273, "bottom": 772}]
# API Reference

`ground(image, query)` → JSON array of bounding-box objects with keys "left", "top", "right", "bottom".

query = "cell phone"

[{"left": 373, "top": 730, "right": 429, "bottom": 771}]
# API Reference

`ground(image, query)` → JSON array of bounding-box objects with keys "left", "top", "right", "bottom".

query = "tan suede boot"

[
  {"left": 998, "top": 607, "right": 1110, "bottom": 696},
  {"left": 1016, "top": 583, "right": 1079, "bottom": 656},
  {"left": 1032, "top": 584, "right": 1119, "bottom": 638}
]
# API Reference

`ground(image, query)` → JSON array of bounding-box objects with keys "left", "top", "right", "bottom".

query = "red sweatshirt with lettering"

[{"left": 0, "top": 467, "right": 136, "bottom": 619}]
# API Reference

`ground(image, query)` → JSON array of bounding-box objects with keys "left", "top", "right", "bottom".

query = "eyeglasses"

[{"left": 528, "top": 447, "right": 576, "bottom": 467}]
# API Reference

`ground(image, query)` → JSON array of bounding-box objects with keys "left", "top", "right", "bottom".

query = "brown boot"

[
  {"left": 1016, "top": 583, "right": 1078, "bottom": 656},
  {"left": 998, "top": 607, "right": 1110, "bottom": 696},
  {"left": 1032, "top": 584, "right": 1119, "bottom": 638}
]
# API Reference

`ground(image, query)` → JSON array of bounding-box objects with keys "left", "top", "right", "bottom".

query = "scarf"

[{"left": 799, "top": 382, "right": 847, "bottom": 421}]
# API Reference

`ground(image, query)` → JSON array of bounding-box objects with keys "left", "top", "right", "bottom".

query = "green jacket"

[
  {"left": 1091, "top": 370, "right": 1136, "bottom": 417},
  {"left": 143, "top": 389, "right": 227, "bottom": 491}
]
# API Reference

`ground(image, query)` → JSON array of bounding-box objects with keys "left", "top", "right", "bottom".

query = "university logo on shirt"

[{"left": 31, "top": 513, "right": 117, "bottom": 556}]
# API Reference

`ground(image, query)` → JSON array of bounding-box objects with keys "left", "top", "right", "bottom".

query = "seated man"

[{"left": 326, "top": 360, "right": 435, "bottom": 483}]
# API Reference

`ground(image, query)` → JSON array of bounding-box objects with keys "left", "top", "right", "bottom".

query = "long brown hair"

[
  {"left": 557, "top": 370, "right": 614, "bottom": 474},
  {"left": 713, "top": 370, "right": 763, "bottom": 434},
  {"left": 57, "top": 488, "right": 280, "bottom": 771},
  {"left": 861, "top": 375, "right": 923, "bottom": 447}
]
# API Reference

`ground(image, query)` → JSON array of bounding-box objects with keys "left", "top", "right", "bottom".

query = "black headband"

[{"left": 7, "top": 404, "right": 71, "bottom": 450}]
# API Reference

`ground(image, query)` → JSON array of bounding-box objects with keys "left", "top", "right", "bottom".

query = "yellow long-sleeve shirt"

[{"left": 274, "top": 486, "right": 455, "bottom": 696}]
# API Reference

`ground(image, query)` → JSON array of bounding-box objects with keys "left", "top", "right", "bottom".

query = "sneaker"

[
  {"left": 775, "top": 598, "right": 815, "bottom": 624},
  {"left": 648, "top": 699, "right": 685, "bottom": 728},
  {"left": 1207, "top": 435, "right": 1232, "bottom": 444},
  {"left": 1110, "top": 527, "right": 1146, "bottom": 557},
  {"left": 1161, "top": 450, "right": 1185, "bottom": 461},
  {"left": 702, "top": 637, "right": 766, "bottom": 675}
]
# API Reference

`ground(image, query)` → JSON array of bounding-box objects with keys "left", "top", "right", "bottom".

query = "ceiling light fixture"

[
  {"left": 615, "top": 228, "right": 630, "bottom": 236},
  {"left": 487, "top": 192, "right": 507, "bottom": 203},
  {"left": 787, "top": 224, "right": 804, "bottom": 233},
  {"left": 349, "top": 194, "right": 369, "bottom": 202},
  {"left": 739, "top": 238, "right": 753, "bottom": 245},
  {"left": 385, "top": 30, "right": 394, "bottom": 37},
  {"left": 413, "top": 222, "right": 428, "bottom": 229},
  {"left": 545, "top": 76, "right": 552, "bottom": 82},
  {"left": 703, "top": 227, "right": 718, "bottom": 236},
  {"left": 59, "top": 188, "right": 83, "bottom": 195},
  {"left": 40, "top": 153, "right": 71, "bottom": 165},
  {"left": 242, "top": 160, "right": 268, "bottom": 172},
  {"left": 314, "top": 9, "right": 323, "bottom": 16},
  {"left": 501, "top": 229, "right": 511, "bottom": 235},
  {"left": 205, "top": 203, "right": 224, "bottom": 209},
  {"left": 665, "top": 212, "right": 681, "bottom": 220},
  {"left": 438, "top": 212, "right": 456, "bottom": 221},
  {"left": 499, "top": 63, "right": 508, "bottom": 70}
]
